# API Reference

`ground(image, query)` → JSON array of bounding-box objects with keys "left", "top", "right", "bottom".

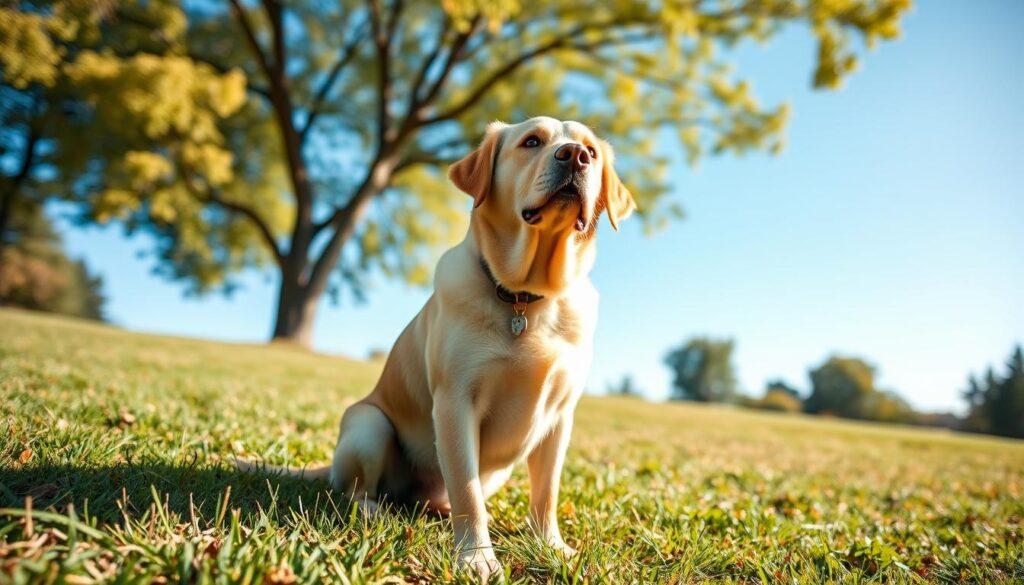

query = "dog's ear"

[
  {"left": 597, "top": 139, "right": 636, "bottom": 230},
  {"left": 449, "top": 121, "right": 507, "bottom": 208}
]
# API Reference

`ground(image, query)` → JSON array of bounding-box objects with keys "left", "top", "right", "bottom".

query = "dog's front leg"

[
  {"left": 433, "top": 396, "right": 501, "bottom": 580},
  {"left": 526, "top": 413, "right": 576, "bottom": 556}
]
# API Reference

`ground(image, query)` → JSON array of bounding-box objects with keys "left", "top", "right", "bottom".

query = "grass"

[{"left": 1, "top": 308, "right": 1022, "bottom": 584}]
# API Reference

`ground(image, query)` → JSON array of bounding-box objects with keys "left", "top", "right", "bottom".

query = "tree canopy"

[
  {"left": 664, "top": 336, "right": 737, "bottom": 402},
  {"left": 962, "top": 346, "right": 1024, "bottom": 438},
  {"left": 804, "top": 355, "right": 913, "bottom": 422},
  {"left": 1, "top": 0, "right": 912, "bottom": 343}
]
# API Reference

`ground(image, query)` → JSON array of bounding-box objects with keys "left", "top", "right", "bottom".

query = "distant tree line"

[
  {"left": 961, "top": 346, "right": 1024, "bottom": 439},
  {"left": 661, "top": 337, "right": 1022, "bottom": 439}
]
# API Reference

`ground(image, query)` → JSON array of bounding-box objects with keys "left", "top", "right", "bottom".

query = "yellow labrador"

[{"left": 243, "top": 117, "right": 634, "bottom": 579}]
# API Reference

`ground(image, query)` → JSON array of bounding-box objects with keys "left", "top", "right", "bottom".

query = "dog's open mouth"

[{"left": 521, "top": 183, "right": 587, "bottom": 232}]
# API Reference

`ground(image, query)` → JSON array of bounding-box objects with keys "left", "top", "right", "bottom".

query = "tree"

[
  {"left": 1, "top": 2, "right": 262, "bottom": 279},
  {"left": 1, "top": 1, "right": 91, "bottom": 250},
  {"left": 748, "top": 378, "right": 803, "bottom": 413},
  {"left": 804, "top": 355, "right": 915, "bottom": 422},
  {"left": 664, "top": 337, "right": 737, "bottom": 402},
  {"left": 6, "top": 0, "right": 911, "bottom": 346},
  {"left": 607, "top": 374, "right": 642, "bottom": 397},
  {"left": 989, "top": 346, "right": 1024, "bottom": 439},
  {"left": 963, "top": 346, "right": 1024, "bottom": 438},
  {"left": 753, "top": 387, "right": 803, "bottom": 413},
  {"left": 0, "top": 205, "right": 105, "bottom": 320},
  {"left": 765, "top": 378, "right": 801, "bottom": 399},
  {"left": 961, "top": 372, "right": 990, "bottom": 433},
  {"left": 805, "top": 355, "right": 876, "bottom": 418}
]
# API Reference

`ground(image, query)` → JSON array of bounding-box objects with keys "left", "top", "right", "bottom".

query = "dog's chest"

[{"left": 474, "top": 327, "right": 588, "bottom": 470}]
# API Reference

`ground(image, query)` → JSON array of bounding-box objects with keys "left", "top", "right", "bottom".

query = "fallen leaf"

[
  {"left": 18, "top": 449, "right": 32, "bottom": 464},
  {"left": 118, "top": 407, "right": 136, "bottom": 426},
  {"left": 264, "top": 565, "right": 296, "bottom": 584}
]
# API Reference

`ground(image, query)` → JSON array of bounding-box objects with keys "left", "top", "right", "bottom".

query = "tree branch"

[
  {"left": 226, "top": 0, "right": 275, "bottom": 82},
  {"left": 261, "top": 0, "right": 286, "bottom": 78},
  {"left": 299, "top": 20, "right": 370, "bottom": 143},
  {"left": 394, "top": 136, "right": 469, "bottom": 172},
  {"left": 229, "top": 0, "right": 315, "bottom": 255},
  {"left": 405, "top": 14, "right": 451, "bottom": 112},
  {"left": 423, "top": 25, "right": 652, "bottom": 125},
  {"left": 413, "top": 16, "right": 481, "bottom": 114},
  {"left": 368, "top": 0, "right": 397, "bottom": 143},
  {"left": 394, "top": 152, "right": 460, "bottom": 173},
  {"left": 179, "top": 166, "right": 284, "bottom": 266},
  {"left": 306, "top": 155, "right": 397, "bottom": 299}
]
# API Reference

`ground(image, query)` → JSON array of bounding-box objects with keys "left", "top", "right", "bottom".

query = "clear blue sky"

[{"left": 58, "top": 1, "right": 1023, "bottom": 412}]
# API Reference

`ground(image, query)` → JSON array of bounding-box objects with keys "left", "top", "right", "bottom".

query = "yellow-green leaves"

[
  {"left": 4, "top": 0, "right": 912, "bottom": 307},
  {"left": 0, "top": 9, "right": 65, "bottom": 88},
  {"left": 66, "top": 53, "right": 246, "bottom": 144},
  {"left": 441, "top": 0, "right": 521, "bottom": 32},
  {"left": 123, "top": 151, "right": 174, "bottom": 188}
]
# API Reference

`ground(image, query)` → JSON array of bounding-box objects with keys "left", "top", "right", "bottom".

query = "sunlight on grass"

[{"left": 2, "top": 309, "right": 1022, "bottom": 583}]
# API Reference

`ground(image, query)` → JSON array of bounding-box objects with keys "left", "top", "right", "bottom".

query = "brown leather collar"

[{"left": 480, "top": 259, "right": 544, "bottom": 305}]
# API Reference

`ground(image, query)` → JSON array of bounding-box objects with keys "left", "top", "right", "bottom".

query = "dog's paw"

[
  {"left": 544, "top": 536, "right": 576, "bottom": 558},
  {"left": 551, "top": 540, "right": 576, "bottom": 557},
  {"left": 355, "top": 497, "right": 380, "bottom": 519},
  {"left": 457, "top": 547, "right": 503, "bottom": 582}
]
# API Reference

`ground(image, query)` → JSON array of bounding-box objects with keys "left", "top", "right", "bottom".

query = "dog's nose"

[{"left": 553, "top": 143, "right": 591, "bottom": 169}]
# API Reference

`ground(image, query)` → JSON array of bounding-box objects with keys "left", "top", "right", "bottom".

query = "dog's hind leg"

[{"left": 331, "top": 402, "right": 400, "bottom": 515}]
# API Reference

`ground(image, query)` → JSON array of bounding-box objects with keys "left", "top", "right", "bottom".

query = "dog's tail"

[{"left": 235, "top": 458, "right": 332, "bottom": 482}]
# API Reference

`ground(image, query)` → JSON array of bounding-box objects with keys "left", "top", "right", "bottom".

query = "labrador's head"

[
  {"left": 449, "top": 117, "right": 635, "bottom": 294},
  {"left": 449, "top": 117, "right": 635, "bottom": 235}
]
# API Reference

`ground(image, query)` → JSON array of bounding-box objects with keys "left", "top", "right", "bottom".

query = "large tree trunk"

[
  {"left": 266, "top": 156, "right": 396, "bottom": 347},
  {"left": 0, "top": 182, "right": 15, "bottom": 252},
  {"left": 270, "top": 275, "right": 320, "bottom": 347},
  {"left": 0, "top": 128, "right": 39, "bottom": 252}
]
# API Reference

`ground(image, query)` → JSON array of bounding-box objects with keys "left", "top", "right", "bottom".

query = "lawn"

[{"left": 1, "top": 308, "right": 1022, "bottom": 583}]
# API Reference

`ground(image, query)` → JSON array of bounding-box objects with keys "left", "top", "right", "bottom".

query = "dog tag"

[
  {"left": 510, "top": 299, "right": 528, "bottom": 336},
  {"left": 510, "top": 313, "right": 528, "bottom": 336}
]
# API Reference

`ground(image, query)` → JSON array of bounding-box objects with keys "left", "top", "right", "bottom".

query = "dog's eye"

[
  {"left": 521, "top": 135, "right": 542, "bottom": 148},
  {"left": 586, "top": 146, "right": 597, "bottom": 159}
]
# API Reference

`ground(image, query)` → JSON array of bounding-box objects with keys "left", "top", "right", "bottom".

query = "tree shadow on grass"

[{"left": 0, "top": 460, "right": 347, "bottom": 526}]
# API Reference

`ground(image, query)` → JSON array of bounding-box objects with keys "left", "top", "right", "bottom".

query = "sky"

[{"left": 57, "top": 1, "right": 1024, "bottom": 413}]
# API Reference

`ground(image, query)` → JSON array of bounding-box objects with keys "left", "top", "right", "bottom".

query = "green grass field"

[{"left": 1, "top": 308, "right": 1022, "bottom": 583}]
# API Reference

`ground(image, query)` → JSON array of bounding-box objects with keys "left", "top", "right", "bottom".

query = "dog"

[{"left": 241, "top": 117, "right": 634, "bottom": 580}]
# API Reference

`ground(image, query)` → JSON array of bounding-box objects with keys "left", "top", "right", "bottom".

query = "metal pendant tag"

[
  {"left": 511, "top": 313, "right": 528, "bottom": 336},
  {"left": 510, "top": 299, "right": 528, "bottom": 336}
]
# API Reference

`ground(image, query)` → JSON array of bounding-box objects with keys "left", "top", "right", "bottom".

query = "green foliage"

[
  {"left": 0, "top": 208, "right": 105, "bottom": 320},
  {"left": 753, "top": 387, "right": 804, "bottom": 413},
  {"left": 664, "top": 336, "right": 738, "bottom": 402},
  {"left": 1, "top": 2, "right": 102, "bottom": 248},
  {"left": 963, "top": 346, "right": 1024, "bottom": 439},
  {"left": 804, "top": 355, "right": 916, "bottom": 423},
  {"left": 3, "top": 0, "right": 912, "bottom": 341},
  {"left": 2, "top": 310, "right": 1022, "bottom": 583},
  {"left": 0, "top": 1, "right": 283, "bottom": 294},
  {"left": 766, "top": 378, "right": 802, "bottom": 399}
]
